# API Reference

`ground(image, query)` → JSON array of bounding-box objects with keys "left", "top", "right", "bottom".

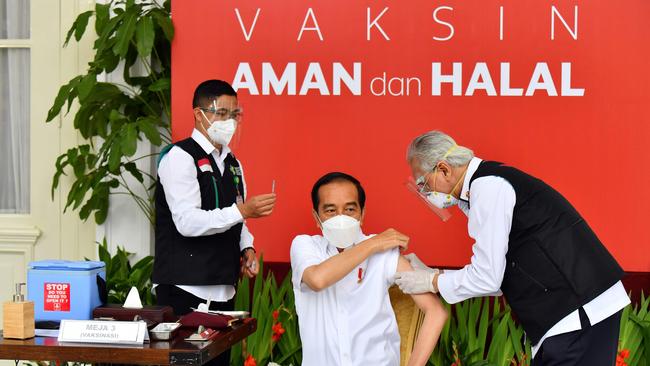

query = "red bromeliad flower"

[
  {"left": 616, "top": 349, "right": 630, "bottom": 366},
  {"left": 621, "top": 349, "right": 630, "bottom": 358},
  {"left": 272, "top": 309, "right": 279, "bottom": 321},
  {"left": 272, "top": 322, "right": 286, "bottom": 342},
  {"left": 244, "top": 355, "right": 257, "bottom": 366}
]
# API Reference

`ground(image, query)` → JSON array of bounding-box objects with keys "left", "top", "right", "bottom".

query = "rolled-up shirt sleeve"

[
  {"left": 158, "top": 146, "right": 244, "bottom": 238},
  {"left": 290, "top": 235, "right": 323, "bottom": 292},
  {"left": 438, "top": 176, "right": 515, "bottom": 304}
]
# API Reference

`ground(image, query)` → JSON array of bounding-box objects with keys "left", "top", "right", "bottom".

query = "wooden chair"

[{"left": 389, "top": 285, "right": 425, "bottom": 366}]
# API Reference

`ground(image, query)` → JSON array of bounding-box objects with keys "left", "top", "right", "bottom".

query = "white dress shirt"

[
  {"left": 437, "top": 157, "right": 630, "bottom": 358},
  {"left": 291, "top": 234, "right": 401, "bottom": 366},
  {"left": 156, "top": 129, "right": 254, "bottom": 301}
]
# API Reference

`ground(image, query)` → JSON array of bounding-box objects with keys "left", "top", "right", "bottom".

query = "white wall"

[
  {"left": 94, "top": 0, "right": 159, "bottom": 261},
  {"left": 0, "top": 1, "right": 98, "bottom": 364}
]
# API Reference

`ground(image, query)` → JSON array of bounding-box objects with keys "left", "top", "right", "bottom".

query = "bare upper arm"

[
  {"left": 397, "top": 255, "right": 446, "bottom": 313},
  {"left": 301, "top": 265, "right": 322, "bottom": 290},
  {"left": 397, "top": 255, "right": 413, "bottom": 272}
]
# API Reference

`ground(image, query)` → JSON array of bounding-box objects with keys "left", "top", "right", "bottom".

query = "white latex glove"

[
  {"left": 394, "top": 269, "right": 438, "bottom": 294},
  {"left": 404, "top": 253, "right": 436, "bottom": 273}
]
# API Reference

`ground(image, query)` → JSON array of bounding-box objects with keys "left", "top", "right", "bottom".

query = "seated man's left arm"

[{"left": 397, "top": 256, "right": 449, "bottom": 366}]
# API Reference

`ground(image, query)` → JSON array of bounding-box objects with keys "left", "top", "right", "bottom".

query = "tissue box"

[
  {"left": 93, "top": 304, "right": 175, "bottom": 325},
  {"left": 27, "top": 260, "right": 106, "bottom": 322}
]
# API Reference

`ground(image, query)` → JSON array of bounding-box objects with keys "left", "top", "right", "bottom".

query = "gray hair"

[{"left": 407, "top": 131, "right": 474, "bottom": 171}]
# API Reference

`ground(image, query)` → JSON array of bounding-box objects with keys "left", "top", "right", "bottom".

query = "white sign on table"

[{"left": 58, "top": 319, "right": 149, "bottom": 345}]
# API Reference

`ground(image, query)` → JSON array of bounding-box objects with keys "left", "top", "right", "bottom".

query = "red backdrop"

[{"left": 171, "top": 0, "right": 650, "bottom": 271}]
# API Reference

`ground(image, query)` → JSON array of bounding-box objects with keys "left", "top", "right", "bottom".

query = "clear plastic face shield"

[
  {"left": 405, "top": 175, "right": 452, "bottom": 222},
  {"left": 406, "top": 144, "right": 461, "bottom": 222},
  {"left": 198, "top": 98, "right": 244, "bottom": 150}
]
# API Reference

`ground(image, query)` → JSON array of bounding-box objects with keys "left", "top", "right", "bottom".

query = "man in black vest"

[
  {"left": 394, "top": 130, "right": 629, "bottom": 366},
  {"left": 153, "top": 80, "right": 276, "bottom": 365}
]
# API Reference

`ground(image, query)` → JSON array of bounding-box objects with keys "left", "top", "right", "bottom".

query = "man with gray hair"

[{"left": 395, "top": 130, "right": 629, "bottom": 366}]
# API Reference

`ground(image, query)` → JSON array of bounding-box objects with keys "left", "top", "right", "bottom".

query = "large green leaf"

[
  {"left": 487, "top": 315, "right": 513, "bottom": 366},
  {"left": 123, "top": 162, "right": 144, "bottom": 183},
  {"left": 135, "top": 16, "right": 155, "bottom": 57},
  {"left": 64, "top": 10, "right": 94, "bottom": 46},
  {"left": 151, "top": 9, "right": 174, "bottom": 41},
  {"left": 93, "top": 183, "right": 110, "bottom": 224},
  {"left": 121, "top": 123, "right": 139, "bottom": 157},
  {"left": 51, "top": 153, "right": 70, "bottom": 199},
  {"left": 77, "top": 74, "right": 97, "bottom": 102},
  {"left": 112, "top": 9, "right": 138, "bottom": 57},
  {"left": 94, "top": 3, "right": 110, "bottom": 35},
  {"left": 108, "top": 144, "right": 122, "bottom": 173},
  {"left": 138, "top": 117, "right": 163, "bottom": 145},
  {"left": 149, "top": 77, "right": 170, "bottom": 92},
  {"left": 94, "top": 13, "right": 122, "bottom": 53},
  {"left": 46, "top": 76, "right": 82, "bottom": 122}
]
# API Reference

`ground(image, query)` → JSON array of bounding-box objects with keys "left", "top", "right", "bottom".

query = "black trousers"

[
  {"left": 532, "top": 308, "right": 622, "bottom": 366},
  {"left": 156, "top": 284, "right": 235, "bottom": 366}
]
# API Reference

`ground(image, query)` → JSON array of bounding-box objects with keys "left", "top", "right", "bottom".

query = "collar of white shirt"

[
  {"left": 459, "top": 157, "right": 483, "bottom": 203},
  {"left": 191, "top": 128, "right": 231, "bottom": 163}
]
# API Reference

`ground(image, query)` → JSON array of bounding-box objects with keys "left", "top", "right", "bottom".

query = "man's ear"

[
  {"left": 438, "top": 161, "right": 454, "bottom": 180},
  {"left": 312, "top": 210, "right": 322, "bottom": 229},
  {"left": 193, "top": 108, "right": 204, "bottom": 127},
  {"left": 359, "top": 208, "right": 366, "bottom": 226}
]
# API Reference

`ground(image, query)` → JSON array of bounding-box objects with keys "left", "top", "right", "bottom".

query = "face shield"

[
  {"left": 405, "top": 176, "right": 452, "bottom": 222},
  {"left": 199, "top": 99, "right": 244, "bottom": 151}
]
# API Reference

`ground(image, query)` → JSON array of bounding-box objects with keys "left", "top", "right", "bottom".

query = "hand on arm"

[
  {"left": 397, "top": 256, "right": 448, "bottom": 366},
  {"left": 394, "top": 253, "right": 442, "bottom": 294},
  {"left": 301, "top": 228, "right": 409, "bottom": 291}
]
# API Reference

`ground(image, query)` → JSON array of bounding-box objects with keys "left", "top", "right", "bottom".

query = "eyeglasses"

[
  {"left": 415, "top": 175, "right": 428, "bottom": 192},
  {"left": 415, "top": 170, "right": 437, "bottom": 194},
  {"left": 405, "top": 177, "right": 453, "bottom": 222},
  {"left": 198, "top": 107, "right": 244, "bottom": 121},
  {"left": 415, "top": 162, "right": 445, "bottom": 193}
]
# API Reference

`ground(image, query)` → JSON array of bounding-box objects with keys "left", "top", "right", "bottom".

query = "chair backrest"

[{"left": 388, "top": 285, "right": 425, "bottom": 366}]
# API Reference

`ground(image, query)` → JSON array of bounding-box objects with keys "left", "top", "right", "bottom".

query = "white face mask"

[
  {"left": 420, "top": 164, "right": 465, "bottom": 210},
  {"left": 317, "top": 214, "right": 362, "bottom": 249},
  {"left": 200, "top": 110, "right": 237, "bottom": 147},
  {"left": 426, "top": 190, "right": 459, "bottom": 209}
]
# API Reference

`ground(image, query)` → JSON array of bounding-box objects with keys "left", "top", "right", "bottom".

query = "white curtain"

[{"left": 0, "top": 0, "right": 30, "bottom": 213}]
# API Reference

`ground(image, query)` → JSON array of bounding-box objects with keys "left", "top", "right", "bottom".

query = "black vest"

[
  {"left": 469, "top": 161, "right": 624, "bottom": 344},
  {"left": 153, "top": 138, "right": 245, "bottom": 286}
]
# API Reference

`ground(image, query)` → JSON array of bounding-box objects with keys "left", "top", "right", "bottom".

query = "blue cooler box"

[{"left": 27, "top": 260, "right": 106, "bottom": 322}]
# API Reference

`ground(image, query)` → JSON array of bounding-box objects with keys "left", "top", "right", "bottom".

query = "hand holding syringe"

[{"left": 236, "top": 180, "right": 277, "bottom": 219}]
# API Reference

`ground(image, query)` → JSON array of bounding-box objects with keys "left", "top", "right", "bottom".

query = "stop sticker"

[{"left": 44, "top": 283, "right": 70, "bottom": 312}]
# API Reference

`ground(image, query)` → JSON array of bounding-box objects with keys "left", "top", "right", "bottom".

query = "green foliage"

[
  {"left": 429, "top": 297, "right": 529, "bottom": 366},
  {"left": 231, "top": 257, "right": 302, "bottom": 366},
  {"left": 48, "top": 0, "right": 173, "bottom": 225},
  {"left": 230, "top": 267, "right": 650, "bottom": 366},
  {"left": 228, "top": 267, "right": 650, "bottom": 366},
  {"left": 621, "top": 292, "right": 650, "bottom": 366},
  {"left": 94, "top": 237, "right": 155, "bottom": 305}
]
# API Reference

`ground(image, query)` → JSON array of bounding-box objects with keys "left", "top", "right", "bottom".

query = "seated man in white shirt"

[{"left": 290, "top": 172, "right": 448, "bottom": 366}]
